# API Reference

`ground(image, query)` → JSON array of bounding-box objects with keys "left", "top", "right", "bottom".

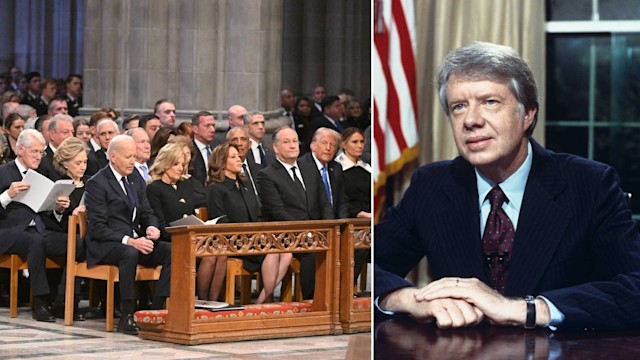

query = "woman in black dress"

[
  {"left": 335, "top": 127, "right": 372, "bottom": 218},
  {"left": 4, "top": 113, "right": 25, "bottom": 162},
  {"left": 293, "top": 96, "right": 313, "bottom": 155},
  {"left": 146, "top": 142, "right": 206, "bottom": 242},
  {"left": 50, "top": 136, "right": 90, "bottom": 319},
  {"left": 205, "top": 143, "right": 291, "bottom": 303}
]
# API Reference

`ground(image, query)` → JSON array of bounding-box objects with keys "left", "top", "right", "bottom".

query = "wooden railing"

[{"left": 137, "top": 218, "right": 371, "bottom": 345}]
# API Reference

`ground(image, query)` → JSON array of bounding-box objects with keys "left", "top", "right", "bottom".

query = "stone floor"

[{"left": 0, "top": 305, "right": 371, "bottom": 359}]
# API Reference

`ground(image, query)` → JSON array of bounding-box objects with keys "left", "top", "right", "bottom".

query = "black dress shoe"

[
  {"left": 32, "top": 304, "right": 56, "bottom": 322},
  {"left": 117, "top": 314, "right": 139, "bottom": 335},
  {"left": 53, "top": 304, "right": 85, "bottom": 321}
]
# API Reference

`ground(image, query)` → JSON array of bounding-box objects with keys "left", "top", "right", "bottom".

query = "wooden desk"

[{"left": 375, "top": 317, "right": 640, "bottom": 359}]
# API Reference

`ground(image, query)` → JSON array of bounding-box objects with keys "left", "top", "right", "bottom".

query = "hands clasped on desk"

[{"left": 380, "top": 277, "right": 550, "bottom": 329}]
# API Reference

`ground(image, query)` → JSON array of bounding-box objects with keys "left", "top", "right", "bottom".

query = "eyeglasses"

[{"left": 27, "top": 149, "right": 46, "bottom": 157}]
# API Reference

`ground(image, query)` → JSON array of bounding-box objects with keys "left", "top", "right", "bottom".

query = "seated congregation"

[{"left": 0, "top": 81, "right": 372, "bottom": 340}]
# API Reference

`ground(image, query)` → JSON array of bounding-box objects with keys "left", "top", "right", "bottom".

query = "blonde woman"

[{"left": 146, "top": 142, "right": 206, "bottom": 242}]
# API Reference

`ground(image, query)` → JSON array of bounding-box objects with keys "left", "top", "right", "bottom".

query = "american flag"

[{"left": 373, "top": 0, "right": 419, "bottom": 222}]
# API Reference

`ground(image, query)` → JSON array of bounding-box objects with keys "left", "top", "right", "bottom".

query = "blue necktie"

[
  {"left": 121, "top": 177, "right": 136, "bottom": 210},
  {"left": 205, "top": 145, "right": 211, "bottom": 159},
  {"left": 321, "top": 166, "right": 332, "bottom": 205},
  {"left": 140, "top": 164, "right": 149, "bottom": 181},
  {"left": 335, "top": 121, "right": 344, "bottom": 132}
]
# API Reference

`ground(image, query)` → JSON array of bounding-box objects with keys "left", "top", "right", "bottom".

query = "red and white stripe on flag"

[{"left": 373, "top": 0, "right": 419, "bottom": 222}]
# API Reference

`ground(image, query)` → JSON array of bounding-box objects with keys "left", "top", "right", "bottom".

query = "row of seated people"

[{"left": 0, "top": 112, "right": 371, "bottom": 335}]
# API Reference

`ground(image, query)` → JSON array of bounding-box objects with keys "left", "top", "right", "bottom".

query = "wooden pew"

[
  {"left": 137, "top": 219, "right": 343, "bottom": 345},
  {"left": 338, "top": 218, "right": 372, "bottom": 333}
]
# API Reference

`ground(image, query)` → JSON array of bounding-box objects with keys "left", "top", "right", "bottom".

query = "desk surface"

[{"left": 374, "top": 317, "right": 640, "bottom": 360}]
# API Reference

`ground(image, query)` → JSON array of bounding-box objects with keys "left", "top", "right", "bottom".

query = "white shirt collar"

[
  {"left": 194, "top": 138, "right": 209, "bottom": 151},
  {"left": 335, "top": 153, "right": 372, "bottom": 173},
  {"left": 109, "top": 164, "right": 126, "bottom": 183},
  {"left": 15, "top": 159, "right": 28, "bottom": 176},
  {"left": 311, "top": 152, "right": 327, "bottom": 171},
  {"left": 476, "top": 141, "right": 533, "bottom": 214}
]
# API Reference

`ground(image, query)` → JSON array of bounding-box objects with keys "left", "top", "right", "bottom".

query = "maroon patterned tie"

[{"left": 482, "top": 185, "right": 515, "bottom": 293}]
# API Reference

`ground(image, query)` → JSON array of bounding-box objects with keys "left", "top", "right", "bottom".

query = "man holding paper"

[
  {"left": 84, "top": 135, "right": 171, "bottom": 335},
  {"left": 0, "top": 129, "right": 71, "bottom": 322}
]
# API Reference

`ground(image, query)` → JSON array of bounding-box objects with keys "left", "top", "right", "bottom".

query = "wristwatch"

[{"left": 524, "top": 295, "right": 536, "bottom": 329}]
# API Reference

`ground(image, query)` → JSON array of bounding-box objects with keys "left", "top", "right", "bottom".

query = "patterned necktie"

[
  {"left": 121, "top": 176, "right": 136, "bottom": 210},
  {"left": 482, "top": 185, "right": 515, "bottom": 293},
  {"left": 205, "top": 145, "right": 211, "bottom": 159},
  {"left": 321, "top": 166, "right": 332, "bottom": 205}
]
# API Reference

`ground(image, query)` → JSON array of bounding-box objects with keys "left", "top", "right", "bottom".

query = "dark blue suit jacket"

[
  {"left": 375, "top": 140, "right": 640, "bottom": 330},
  {"left": 84, "top": 166, "right": 158, "bottom": 266}
]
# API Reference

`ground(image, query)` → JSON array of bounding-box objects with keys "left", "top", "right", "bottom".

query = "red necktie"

[{"left": 482, "top": 185, "right": 515, "bottom": 293}]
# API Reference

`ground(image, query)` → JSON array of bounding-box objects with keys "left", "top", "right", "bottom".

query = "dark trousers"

[
  {"left": 294, "top": 253, "right": 316, "bottom": 300},
  {"left": 100, "top": 241, "right": 171, "bottom": 301},
  {"left": 4, "top": 228, "right": 67, "bottom": 296}
]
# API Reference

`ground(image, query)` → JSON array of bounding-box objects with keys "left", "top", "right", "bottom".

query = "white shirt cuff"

[
  {"left": 122, "top": 235, "right": 130, "bottom": 245},
  {"left": 0, "top": 190, "right": 12, "bottom": 208},
  {"left": 374, "top": 296, "right": 396, "bottom": 316},
  {"left": 538, "top": 295, "right": 565, "bottom": 330}
]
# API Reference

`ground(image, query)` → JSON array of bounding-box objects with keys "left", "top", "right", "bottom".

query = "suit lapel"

[
  {"left": 274, "top": 161, "right": 307, "bottom": 205},
  {"left": 105, "top": 169, "right": 133, "bottom": 209},
  {"left": 504, "top": 142, "right": 572, "bottom": 296},
  {"left": 436, "top": 159, "right": 487, "bottom": 281},
  {"left": 8, "top": 161, "right": 22, "bottom": 181}
]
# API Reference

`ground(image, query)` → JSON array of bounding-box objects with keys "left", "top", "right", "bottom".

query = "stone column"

[{"left": 83, "top": 0, "right": 284, "bottom": 115}]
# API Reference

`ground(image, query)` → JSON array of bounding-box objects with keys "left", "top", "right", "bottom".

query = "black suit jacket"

[
  {"left": 299, "top": 152, "right": 349, "bottom": 219},
  {"left": 307, "top": 116, "right": 341, "bottom": 145},
  {"left": 86, "top": 149, "right": 108, "bottom": 177},
  {"left": 190, "top": 140, "right": 208, "bottom": 185},
  {"left": 207, "top": 177, "right": 261, "bottom": 223},
  {"left": 246, "top": 144, "right": 275, "bottom": 175},
  {"left": 0, "top": 161, "right": 39, "bottom": 252},
  {"left": 375, "top": 140, "right": 640, "bottom": 330},
  {"left": 36, "top": 146, "right": 62, "bottom": 181},
  {"left": 84, "top": 166, "right": 158, "bottom": 266},
  {"left": 256, "top": 159, "right": 333, "bottom": 221},
  {"left": 66, "top": 95, "right": 82, "bottom": 117}
]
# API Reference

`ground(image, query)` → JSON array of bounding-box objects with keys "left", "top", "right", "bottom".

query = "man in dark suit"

[
  {"left": 0, "top": 129, "right": 71, "bottom": 322},
  {"left": 37, "top": 114, "right": 74, "bottom": 181},
  {"left": 299, "top": 127, "right": 348, "bottom": 219},
  {"left": 84, "top": 135, "right": 171, "bottom": 335},
  {"left": 256, "top": 126, "right": 333, "bottom": 299},
  {"left": 20, "top": 71, "right": 40, "bottom": 106},
  {"left": 375, "top": 42, "right": 640, "bottom": 331},
  {"left": 190, "top": 111, "right": 216, "bottom": 184},
  {"left": 244, "top": 111, "right": 275, "bottom": 172},
  {"left": 307, "top": 96, "right": 345, "bottom": 146},
  {"left": 86, "top": 119, "right": 117, "bottom": 177},
  {"left": 32, "top": 79, "right": 58, "bottom": 116},
  {"left": 65, "top": 74, "right": 83, "bottom": 117}
]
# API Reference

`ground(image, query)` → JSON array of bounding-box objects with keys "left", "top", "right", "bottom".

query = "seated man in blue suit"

[
  {"left": 375, "top": 42, "right": 640, "bottom": 331},
  {"left": 85, "top": 135, "right": 171, "bottom": 335}
]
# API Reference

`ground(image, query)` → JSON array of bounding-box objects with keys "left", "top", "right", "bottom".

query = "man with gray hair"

[
  {"left": 37, "top": 114, "right": 75, "bottom": 180},
  {"left": 47, "top": 98, "right": 68, "bottom": 116},
  {"left": 85, "top": 134, "right": 171, "bottom": 335},
  {"left": 375, "top": 42, "right": 640, "bottom": 331},
  {"left": 0, "top": 129, "right": 72, "bottom": 322},
  {"left": 244, "top": 111, "right": 274, "bottom": 171},
  {"left": 125, "top": 127, "right": 152, "bottom": 182},
  {"left": 86, "top": 119, "right": 118, "bottom": 177}
]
